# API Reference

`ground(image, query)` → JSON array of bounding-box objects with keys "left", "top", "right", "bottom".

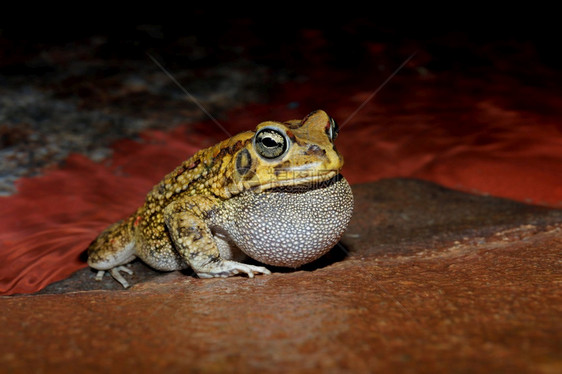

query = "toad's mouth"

[{"left": 254, "top": 170, "right": 338, "bottom": 192}]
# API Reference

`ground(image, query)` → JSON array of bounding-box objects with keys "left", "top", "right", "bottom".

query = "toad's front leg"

[{"left": 163, "top": 197, "right": 271, "bottom": 278}]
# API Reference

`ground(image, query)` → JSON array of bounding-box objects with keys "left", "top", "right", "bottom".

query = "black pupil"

[{"left": 262, "top": 137, "right": 278, "bottom": 147}]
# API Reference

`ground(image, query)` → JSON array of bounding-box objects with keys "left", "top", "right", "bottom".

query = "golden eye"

[{"left": 254, "top": 128, "right": 288, "bottom": 159}]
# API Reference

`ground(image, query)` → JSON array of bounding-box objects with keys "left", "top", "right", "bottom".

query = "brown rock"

[{"left": 1, "top": 179, "right": 561, "bottom": 373}]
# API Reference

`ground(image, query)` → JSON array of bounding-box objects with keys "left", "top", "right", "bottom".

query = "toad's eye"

[
  {"left": 327, "top": 117, "right": 339, "bottom": 141},
  {"left": 254, "top": 128, "right": 288, "bottom": 159}
]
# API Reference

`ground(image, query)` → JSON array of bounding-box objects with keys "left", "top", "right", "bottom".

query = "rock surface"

[{"left": 2, "top": 179, "right": 561, "bottom": 373}]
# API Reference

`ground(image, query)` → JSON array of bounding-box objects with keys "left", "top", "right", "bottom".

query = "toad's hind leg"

[
  {"left": 163, "top": 197, "right": 271, "bottom": 279},
  {"left": 87, "top": 218, "right": 136, "bottom": 288}
]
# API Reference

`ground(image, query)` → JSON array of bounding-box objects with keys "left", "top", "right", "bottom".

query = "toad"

[{"left": 87, "top": 110, "right": 354, "bottom": 287}]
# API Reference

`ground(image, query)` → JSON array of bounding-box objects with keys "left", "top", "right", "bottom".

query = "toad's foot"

[
  {"left": 95, "top": 265, "right": 134, "bottom": 288},
  {"left": 196, "top": 260, "right": 271, "bottom": 279}
]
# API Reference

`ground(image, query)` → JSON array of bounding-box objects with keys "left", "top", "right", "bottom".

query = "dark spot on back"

[{"left": 187, "top": 159, "right": 201, "bottom": 170}]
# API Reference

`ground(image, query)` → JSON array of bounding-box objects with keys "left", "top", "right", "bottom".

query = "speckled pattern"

[
  {"left": 214, "top": 175, "right": 353, "bottom": 267},
  {"left": 87, "top": 110, "right": 353, "bottom": 287}
]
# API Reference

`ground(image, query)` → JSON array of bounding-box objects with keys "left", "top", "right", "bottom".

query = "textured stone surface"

[{"left": 2, "top": 179, "right": 561, "bottom": 373}]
